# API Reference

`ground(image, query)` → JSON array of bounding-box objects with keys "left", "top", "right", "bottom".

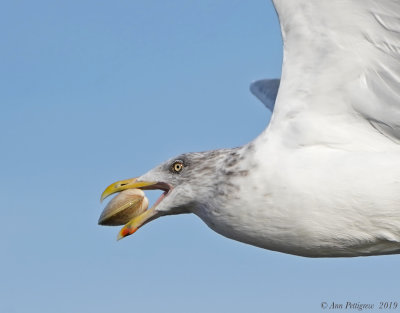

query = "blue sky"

[{"left": 2, "top": 1, "right": 400, "bottom": 312}]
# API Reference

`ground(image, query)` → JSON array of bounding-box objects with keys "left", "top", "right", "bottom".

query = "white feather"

[
  {"left": 197, "top": 0, "right": 400, "bottom": 257},
  {"left": 269, "top": 0, "right": 400, "bottom": 147}
]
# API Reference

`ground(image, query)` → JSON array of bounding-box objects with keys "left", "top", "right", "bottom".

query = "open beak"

[{"left": 99, "top": 178, "right": 170, "bottom": 240}]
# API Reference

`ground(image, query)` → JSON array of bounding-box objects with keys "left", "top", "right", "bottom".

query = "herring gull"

[{"left": 99, "top": 0, "right": 400, "bottom": 257}]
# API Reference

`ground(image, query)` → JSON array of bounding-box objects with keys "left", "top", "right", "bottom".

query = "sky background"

[{"left": 2, "top": 1, "right": 400, "bottom": 312}]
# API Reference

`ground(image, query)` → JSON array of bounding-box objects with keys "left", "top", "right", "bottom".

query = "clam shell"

[{"left": 98, "top": 189, "right": 149, "bottom": 226}]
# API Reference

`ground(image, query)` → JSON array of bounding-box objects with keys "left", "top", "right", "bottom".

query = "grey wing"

[
  {"left": 250, "top": 79, "right": 280, "bottom": 112},
  {"left": 268, "top": 0, "right": 400, "bottom": 146}
]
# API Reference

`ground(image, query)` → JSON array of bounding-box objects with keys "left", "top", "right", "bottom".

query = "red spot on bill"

[{"left": 118, "top": 226, "right": 138, "bottom": 240}]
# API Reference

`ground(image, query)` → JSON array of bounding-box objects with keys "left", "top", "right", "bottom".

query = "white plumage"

[
  {"left": 240, "top": 0, "right": 400, "bottom": 256},
  {"left": 101, "top": 0, "right": 400, "bottom": 257}
]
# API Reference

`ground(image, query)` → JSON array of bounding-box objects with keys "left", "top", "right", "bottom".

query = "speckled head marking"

[
  {"left": 99, "top": 143, "right": 257, "bottom": 240},
  {"left": 132, "top": 145, "right": 255, "bottom": 214}
]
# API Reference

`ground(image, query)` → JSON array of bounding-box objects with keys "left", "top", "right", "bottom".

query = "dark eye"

[{"left": 171, "top": 160, "right": 184, "bottom": 173}]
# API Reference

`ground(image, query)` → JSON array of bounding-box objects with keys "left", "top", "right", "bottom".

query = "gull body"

[
  {"left": 194, "top": 139, "right": 400, "bottom": 257},
  {"left": 100, "top": 0, "right": 400, "bottom": 257}
]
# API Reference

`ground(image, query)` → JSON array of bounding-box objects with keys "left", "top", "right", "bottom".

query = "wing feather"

[
  {"left": 250, "top": 79, "right": 280, "bottom": 112},
  {"left": 268, "top": 0, "right": 400, "bottom": 147}
]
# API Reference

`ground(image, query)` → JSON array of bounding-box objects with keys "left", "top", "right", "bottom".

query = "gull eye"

[{"left": 171, "top": 160, "right": 184, "bottom": 173}]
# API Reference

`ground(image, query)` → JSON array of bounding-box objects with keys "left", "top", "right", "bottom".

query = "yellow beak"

[
  {"left": 100, "top": 177, "right": 163, "bottom": 240},
  {"left": 117, "top": 208, "right": 160, "bottom": 240},
  {"left": 100, "top": 178, "right": 157, "bottom": 202}
]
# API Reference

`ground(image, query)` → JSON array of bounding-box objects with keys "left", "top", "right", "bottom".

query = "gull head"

[{"left": 99, "top": 149, "right": 242, "bottom": 240}]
